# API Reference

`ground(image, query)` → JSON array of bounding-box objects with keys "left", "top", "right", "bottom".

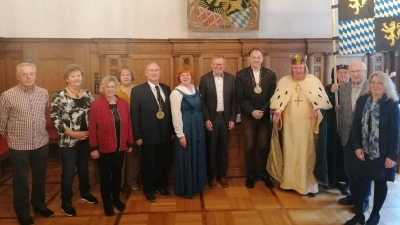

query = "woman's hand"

[
  {"left": 355, "top": 149, "right": 365, "bottom": 161},
  {"left": 67, "top": 130, "right": 88, "bottom": 140},
  {"left": 179, "top": 136, "right": 186, "bottom": 148},
  {"left": 90, "top": 150, "right": 100, "bottom": 159},
  {"left": 127, "top": 148, "right": 133, "bottom": 153},
  {"left": 272, "top": 111, "right": 281, "bottom": 124},
  {"left": 384, "top": 157, "right": 397, "bottom": 168}
]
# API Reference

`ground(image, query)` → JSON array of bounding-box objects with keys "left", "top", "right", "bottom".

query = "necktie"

[{"left": 155, "top": 86, "right": 164, "bottom": 109}]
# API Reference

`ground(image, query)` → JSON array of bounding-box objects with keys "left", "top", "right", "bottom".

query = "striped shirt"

[{"left": 0, "top": 85, "right": 49, "bottom": 150}]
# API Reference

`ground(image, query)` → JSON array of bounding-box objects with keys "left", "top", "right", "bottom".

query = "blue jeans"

[
  {"left": 10, "top": 144, "right": 49, "bottom": 219},
  {"left": 60, "top": 140, "right": 90, "bottom": 204}
]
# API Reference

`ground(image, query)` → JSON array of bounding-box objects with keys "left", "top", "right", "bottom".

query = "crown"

[{"left": 290, "top": 55, "right": 307, "bottom": 65}]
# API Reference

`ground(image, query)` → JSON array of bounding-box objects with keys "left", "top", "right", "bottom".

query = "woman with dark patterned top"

[
  {"left": 89, "top": 75, "right": 133, "bottom": 217},
  {"left": 51, "top": 64, "right": 98, "bottom": 217}
]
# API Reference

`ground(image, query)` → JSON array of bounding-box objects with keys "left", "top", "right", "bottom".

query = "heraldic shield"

[
  {"left": 227, "top": 0, "right": 252, "bottom": 29},
  {"left": 196, "top": 6, "right": 223, "bottom": 28}
]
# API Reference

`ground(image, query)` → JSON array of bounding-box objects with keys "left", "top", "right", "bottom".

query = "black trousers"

[
  {"left": 10, "top": 144, "right": 49, "bottom": 219},
  {"left": 206, "top": 114, "right": 230, "bottom": 179},
  {"left": 140, "top": 141, "right": 172, "bottom": 192},
  {"left": 343, "top": 136, "right": 371, "bottom": 203},
  {"left": 241, "top": 114, "right": 271, "bottom": 177},
  {"left": 352, "top": 177, "right": 387, "bottom": 216},
  {"left": 97, "top": 151, "right": 125, "bottom": 204}
]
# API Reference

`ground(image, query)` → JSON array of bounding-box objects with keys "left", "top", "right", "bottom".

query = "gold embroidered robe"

[{"left": 268, "top": 74, "right": 332, "bottom": 195}]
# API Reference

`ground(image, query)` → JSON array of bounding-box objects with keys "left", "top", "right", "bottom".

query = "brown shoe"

[
  {"left": 220, "top": 177, "right": 229, "bottom": 188},
  {"left": 209, "top": 178, "right": 217, "bottom": 189}
]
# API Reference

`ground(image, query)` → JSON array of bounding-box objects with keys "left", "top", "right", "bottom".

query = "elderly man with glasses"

[{"left": 337, "top": 61, "right": 371, "bottom": 214}]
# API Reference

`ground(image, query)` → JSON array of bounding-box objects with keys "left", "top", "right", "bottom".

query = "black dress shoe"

[
  {"left": 245, "top": 176, "right": 255, "bottom": 189},
  {"left": 144, "top": 191, "right": 156, "bottom": 202},
  {"left": 113, "top": 199, "right": 126, "bottom": 211},
  {"left": 103, "top": 204, "right": 114, "bottom": 217},
  {"left": 33, "top": 207, "right": 54, "bottom": 217},
  {"left": 308, "top": 192, "right": 318, "bottom": 197},
  {"left": 352, "top": 203, "right": 370, "bottom": 214},
  {"left": 260, "top": 176, "right": 274, "bottom": 189},
  {"left": 345, "top": 214, "right": 365, "bottom": 225},
  {"left": 155, "top": 188, "right": 171, "bottom": 197},
  {"left": 366, "top": 213, "right": 380, "bottom": 225},
  {"left": 339, "top": 184, "right": 351, "bottom": 196},
  {"left": 183, "top": 193, "right": 194, "bottom": 199},
  {"left": 18, "top": 216, "right": 34, "bottom": 225},
  {"left": 339, "top": 195, "right": 354, "bottom": 205}
]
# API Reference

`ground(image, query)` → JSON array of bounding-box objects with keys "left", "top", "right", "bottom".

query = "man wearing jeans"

[{"left": 0, "top": 63, "right": 54, "bottom": 225}]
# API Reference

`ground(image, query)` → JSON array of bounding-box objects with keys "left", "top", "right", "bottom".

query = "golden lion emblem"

[
  {"left": 382, "top": 21, "right": 400, "bottom": 46},
  {"left": 348, "top": 0, "right": 367, "bottom": 15}
]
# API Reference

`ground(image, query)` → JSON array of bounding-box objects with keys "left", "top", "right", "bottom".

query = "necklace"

[
  {"left": 249, "top": 68, "right": 262, "bottom": 94},
  {"left": 294, "top": 84, "right": 302, "bottom": 107},
  {"left": 67, "top": 86, "right": 80, "bottom": 98}
]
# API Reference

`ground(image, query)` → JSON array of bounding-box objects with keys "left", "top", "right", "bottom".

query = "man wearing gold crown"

[{"left": 269, "top": 55, "right": 332, "bottom": 196}]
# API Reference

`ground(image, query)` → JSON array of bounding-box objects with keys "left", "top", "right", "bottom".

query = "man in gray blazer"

[
  {"left": 337, "top": 61, "right": 371, "bottom": 213},
  {"left": 199, "top": 55, "right": 237, "bottom": 188}
]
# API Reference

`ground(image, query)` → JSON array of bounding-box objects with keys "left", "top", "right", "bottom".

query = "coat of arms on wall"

[{"left": 188, "top": 0, "right": 260, "bottom": 31}]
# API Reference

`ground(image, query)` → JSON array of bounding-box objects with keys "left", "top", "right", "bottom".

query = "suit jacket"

[
  {"left": 351, "top": 94, "right": 400, "bottom": 181},
  {"left": 338, "top": 81, "right": 368, "bottom": 146},
  {"left": 130, "top": 82, "right": 173, "bottom": 145},
  {"left": 199, "top": 71, "right": 237, "bottom": 125},
  {"left": 235, "top": 66, "right": 276, "bottom": 116}
]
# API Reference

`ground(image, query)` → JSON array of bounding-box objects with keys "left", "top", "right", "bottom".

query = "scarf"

[{"left": 361, "top": 95, "right": 381, "bottom": 160}]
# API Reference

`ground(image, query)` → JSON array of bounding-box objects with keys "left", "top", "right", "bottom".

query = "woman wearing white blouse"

[{"left": 170, "top": 67, "right": 207, "bottom": 199}]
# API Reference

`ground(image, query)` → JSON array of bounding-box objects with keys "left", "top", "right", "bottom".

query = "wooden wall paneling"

[
  {"left": 90, "top": 43, "right": 101, "bottom": 99},
  {"left": 22, "top": 43, "right": 91, "bottom": 98},
  {"left": 0, "top": 56, "right": 4, "bottom": 94},
  {"left": 128, "top": 54, "right": 174, "bottom": 88},
  {"left": 0, "top": 42, "right": 23, "bottom": 93}
]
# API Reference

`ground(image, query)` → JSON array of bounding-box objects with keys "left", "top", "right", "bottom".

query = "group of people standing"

[{"left": 0, "top": 48, "right": 398, "bottom": 225}]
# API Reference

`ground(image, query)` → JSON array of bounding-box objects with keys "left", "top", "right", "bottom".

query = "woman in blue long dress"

[{"left": 170, "top": 66, "right": 207, "bottom": 199}]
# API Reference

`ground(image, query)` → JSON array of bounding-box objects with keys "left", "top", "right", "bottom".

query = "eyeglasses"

[
  {"left": 146, "top": 69, "right": 160, "bottom": 73},
  {"left": 213, "top": 63, "right": 225, "bottom": 67},
  {"left": 349, "top": 70, "right": 365, "bottom": 75}
]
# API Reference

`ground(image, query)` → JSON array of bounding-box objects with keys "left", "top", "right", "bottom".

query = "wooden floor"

[{"left": 1, "top": 158, "right": 400, "bottom": 225}]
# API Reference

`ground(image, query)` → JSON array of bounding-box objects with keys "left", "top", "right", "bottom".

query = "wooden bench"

[{"left": 0, "top": 137, "right": 10, "bottom": 186}]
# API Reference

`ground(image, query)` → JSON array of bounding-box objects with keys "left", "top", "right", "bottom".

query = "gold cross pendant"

[{"left": 294, "top": 98, "right": 302, "bottom": 106}]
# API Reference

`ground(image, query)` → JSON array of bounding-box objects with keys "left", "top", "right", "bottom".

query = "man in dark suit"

[
  {"left": 337, "top": 61, "right": 371, "bottom": 213},
  {"left": 235, "top": 48, "right": 276, "bottom": 189},
  {"left": 130, "top": 62, "right": 173, "bottom": 202},
  {"left": 199, "top": 54, "right": 237, "bottom": 189}
]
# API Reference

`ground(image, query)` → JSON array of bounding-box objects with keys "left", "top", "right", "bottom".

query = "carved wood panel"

[
  {"left": 0, "top": 58, "right": 4, "bottom": 94},
  {"left": 270, "top": 57, "right": 292, "bottom": 81},
  {"left": 23, "top": 43, "right": 91, "bottom": 98}
]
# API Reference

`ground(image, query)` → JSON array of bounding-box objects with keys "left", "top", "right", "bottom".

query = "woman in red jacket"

[{"left": 89, "top": 75, "right": 133, "bottom": 216}]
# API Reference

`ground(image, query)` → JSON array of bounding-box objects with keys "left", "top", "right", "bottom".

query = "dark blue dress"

[{"left": 173, "top": 87, "right": 207, "bottom": 196}]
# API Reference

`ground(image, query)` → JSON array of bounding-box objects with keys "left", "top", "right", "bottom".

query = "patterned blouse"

[{"left": 51, "top": 89, "right": 94, "bottom": 147}]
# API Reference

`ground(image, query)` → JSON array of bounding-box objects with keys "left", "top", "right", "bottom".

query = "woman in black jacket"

[{"left": 345, "top": 71, "right": 400, "bottom": 225}]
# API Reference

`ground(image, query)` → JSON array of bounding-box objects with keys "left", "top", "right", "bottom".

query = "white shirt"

[
  {"left": 351, "top": 80, "right": 365, "bottom": 111},
  {"left": 253, "top": 70, "right": 260, "bottom": 85},
  {"left": 214, "top": 73, "right": 224, "bottom": 111},
  {"left": 147, "top": 81, "right": 165, "bottom": 106},
  {"left": 170, "top": 84, "right": 196, "bottom": 138}
]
